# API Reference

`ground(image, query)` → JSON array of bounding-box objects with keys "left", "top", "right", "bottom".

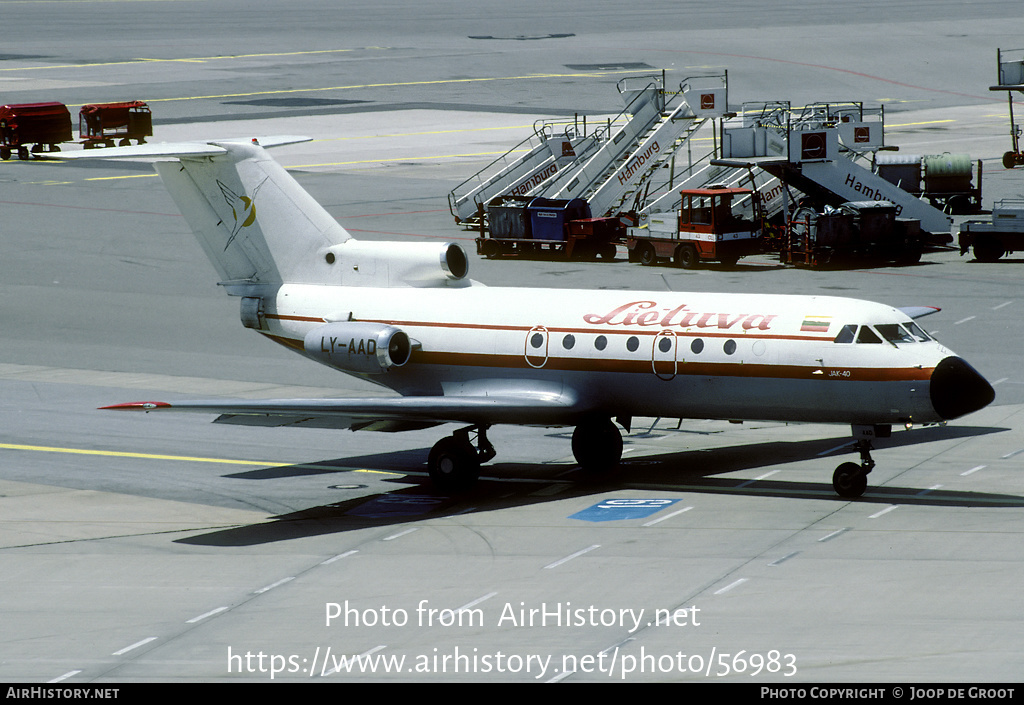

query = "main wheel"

[
  {"left": 638, "top": 243, "right": 657, "bottom": 266},
  {"left": 428, "top": 436, "right": 480, "bottom": 492},
  {"left": 973, "top": 239, "right": 1006, "bottom": 263},
  {"left": 479, "top": 238, "right": 500, "bottom": 259},
  {"left": 572, "top": 419, "right": 623, "bottom": 475},
  {"left": 675, "top": 245, "right": 699, "bottom": 269},
  {"left": 833, "top": 462, "right": 868, "bottom": 498}
]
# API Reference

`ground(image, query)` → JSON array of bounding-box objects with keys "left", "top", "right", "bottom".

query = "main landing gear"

[
  {"left": 832, "top": 427, "right": 884, "bottom": 499},
  {"left": 426, "top": 418, "right": 626, "bottom": 493},
  {"left": 427, "top": 425, "right": 495, "bottom": 492},
  {"left": 571, "top": 417, "right": 624, "bottom": 475}
]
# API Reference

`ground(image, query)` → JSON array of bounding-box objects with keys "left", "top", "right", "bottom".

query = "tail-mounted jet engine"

[{"left": 303, "top": 321, "right": 413, "bottom": 374}]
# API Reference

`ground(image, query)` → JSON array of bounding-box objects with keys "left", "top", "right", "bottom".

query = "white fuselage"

[{"left": 258, "top": 284, "right": 957, "bottom": 427}]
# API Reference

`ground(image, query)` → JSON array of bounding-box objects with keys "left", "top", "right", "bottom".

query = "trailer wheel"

[
  {"left": 597, "top": 243, "right": 617, "bottom": 260},
  {"left": 675, "top": 245, "right": 699, "bottom": 270},
  {"left": 1003, "top": 151, "right": 1020, "bottom": 170},
  {"left": 973, "top": 240, "right": 1006, "bottom": 263},
  {"left": 638, "top": 243, "right": 657, "bottom": 266},
  {"left": 0, "top": 148, "right": 9, "bottom": 160},
  {"left": 479, "top": 239, "right": 500, "bottom": 259}
]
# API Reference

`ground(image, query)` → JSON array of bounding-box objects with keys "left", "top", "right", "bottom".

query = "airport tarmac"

[{"left": 2, "top": 0, "right": 1024, "bottom": 683}]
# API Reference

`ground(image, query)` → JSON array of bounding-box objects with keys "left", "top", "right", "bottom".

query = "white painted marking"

[
  {"left": 737, "top": 470, "right": 779, "bottom": 487},
  {"left": 1002, "top": 448, "right": 1024, "bottom": 459},
  {"left": 992, "top": 378, "right": 1008, "bottom": 386},
  {"left": 916, "top": 484, "right": 943, "bottom": 496},
  {"left": 954, "top": 316, "right": 976, "bottom": 325},
  {"left": 321, "top": 550, "right": 358, "bottom": 565},
  {"left": 187, "top": 606, "right": 229, "bottom": 623},
  {"left": 254, "top": 576, "right": 294, "bottom": 594},
  {"left": 992, "top": 301, "right": 1014, "bottom": 311},
  {"left": 769, "top": 551, "right": 800, "bottom": 566},
  {"left": 458, "top": 591, "right": 497, "bottom": 612},
  {"left": 819, "top": 528, "right": 849, "bottom": 542},
  {"left": 48, "top": 671, "right": 81, "bottom": 683},
  {"left": 382, "top": 527, "right": 418, "bottom": 541},
  {"left": 643, "top": 506, "right": 693, "bottom": 526},
  {"left": 714, "top": 578, "right": 748, "bottom": 595},
  {"left": 544, "top": 544, "right": 600, "bottom": 569},
  {"left": 818, "top": 442, "right": 853, "bottom": 457},
  {"left": 112, "top": 636, "right": 157, "bottom": 656},
  {"left": 870, "top": 505, "right": 899, "bottom": 519},
  {"left": 961, "top": 465, "right": 986, "bottom": 476}
]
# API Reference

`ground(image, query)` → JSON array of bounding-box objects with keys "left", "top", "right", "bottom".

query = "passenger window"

[
  {"left": 856, "top": 326, "right": 882, "bottom": 344},
  {"left": 876, "top": 324, "right": 916, "bottom": 345},
  {"left": 833, "top": 325, "right": 856, "bottom": 344}
]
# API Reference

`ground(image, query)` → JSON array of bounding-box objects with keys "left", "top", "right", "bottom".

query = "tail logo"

[{"left": 217, "top": 177, "right": 268, "bottom": 251}]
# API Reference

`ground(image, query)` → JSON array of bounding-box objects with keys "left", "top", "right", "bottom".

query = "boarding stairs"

[
  {"left": 718, "top": 101, "right": 954, "bottom": 238},
  {"left": 546, "top": 75, "right": 730, "bottom": 218},
  {"left": 447, "top": 120, "right": 594, "bottom": 224}
]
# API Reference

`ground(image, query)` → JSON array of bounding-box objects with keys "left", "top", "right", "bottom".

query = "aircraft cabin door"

[
  {"left": 652, "top": 330, "right": 678, "bottom": 380},
  {"left": 525, "top": 326, "right": 549, "bottom": 368}
]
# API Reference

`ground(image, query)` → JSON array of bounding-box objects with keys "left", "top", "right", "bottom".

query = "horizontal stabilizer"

[
  {"left": 43, "top": 136, "right": 312, "bottom": 161},
  {"left": 898, "top": 306, "right": 941, "bottom": 320}
]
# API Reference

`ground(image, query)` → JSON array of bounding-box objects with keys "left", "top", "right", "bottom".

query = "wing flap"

[{"left": 102, "top": 392, "right": 583, "bottom": 430}]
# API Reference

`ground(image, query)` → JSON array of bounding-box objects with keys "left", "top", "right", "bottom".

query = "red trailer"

[
  {"left": 79, "top": 101, "right": 152, "bottom": 148},
  {"left": 0, "top": 102, "right": 73, "bottom": 160}
]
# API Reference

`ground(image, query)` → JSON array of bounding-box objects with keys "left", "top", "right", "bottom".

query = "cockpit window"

[
  {"left": 905, "top": 321, "right": 931, "bottom": 342},
  {"left": 833, "top": 324, "right": 857, "bottom": 344},
  {"left": 856, "top": 326, "right": 882, "bottom": 344},
  {"left": 876, "top": 323, "right": 916, "bottom": 345}
]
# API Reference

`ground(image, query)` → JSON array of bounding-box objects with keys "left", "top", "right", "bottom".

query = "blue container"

[{"left": 527, "top": 198, "right": 591, "bottom": 241}]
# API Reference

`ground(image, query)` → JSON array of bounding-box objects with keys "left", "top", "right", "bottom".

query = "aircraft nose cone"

[{"left": 930, "top": 356, "right": 995, "bottom": 420}]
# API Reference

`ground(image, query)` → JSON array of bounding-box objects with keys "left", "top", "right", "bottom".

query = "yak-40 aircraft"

[{"left": 54, "top": 137, "right": 995, "bottom": 498}]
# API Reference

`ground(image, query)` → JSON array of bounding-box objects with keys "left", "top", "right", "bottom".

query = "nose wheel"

[{"left": 832, "top": 438, "right": 875, "bottom": 498}]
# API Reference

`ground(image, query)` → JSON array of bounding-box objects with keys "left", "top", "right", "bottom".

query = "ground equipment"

[
  {"left": 79, "top": 101, "right": 152, "bottom": 148},
  {"left": 874, "top": 152, "right": 982, "bottom": 215},
  {"left": 958, "top": 199, "right": 1024, "bottom": 261},
  {"left": 780, "top": 200, "right": 923, "bottom": 268},
  {"left": 991, "top": 48, "right": 1024, "bottom": 169},
  {"left": 625, "top": 186, "right": 762, "bottom": 267},
  {"left": 0, "top": 102, "right": 72, "bottom": 160}
]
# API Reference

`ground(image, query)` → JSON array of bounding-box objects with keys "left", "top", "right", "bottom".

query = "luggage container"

[
  {"left": 781, "top": 200, "right": 923, "bottom": 268},
  {"left": 476, "top": 196, "right": 614, "bottom": 259},
  {"left": 79, "top": 101, "right": 152, "bottom": 148},
  {"left": 0, "top": 102, "right": 72, "bottom": 160}
]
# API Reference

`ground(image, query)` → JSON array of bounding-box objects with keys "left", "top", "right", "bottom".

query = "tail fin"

[
  {"left": 154, "top": 138, "right": 351, "bottom": 289},
  {"left": 53, "top": 137, "right": 351, "bottom": 290},
  {"left": 49, "top": 136, "right": 469, "bottom": 291}
]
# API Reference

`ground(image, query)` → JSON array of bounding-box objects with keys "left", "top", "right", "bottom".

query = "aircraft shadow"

[{"left": 176, "top": 423, "right": 1019, "bottom": 547}]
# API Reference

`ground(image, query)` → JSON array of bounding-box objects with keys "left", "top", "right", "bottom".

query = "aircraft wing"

[{"left": 101, "top": 392, "right": 584, "bottom": 432}]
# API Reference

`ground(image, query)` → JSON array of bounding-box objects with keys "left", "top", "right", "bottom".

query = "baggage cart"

[{"left": 0, "top": 102, "right": 72, "bottom": 160}]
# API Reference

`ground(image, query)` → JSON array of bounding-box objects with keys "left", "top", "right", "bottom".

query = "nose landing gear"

[{"left": 832, "top": 431, "right": 880, "bottom": 499}]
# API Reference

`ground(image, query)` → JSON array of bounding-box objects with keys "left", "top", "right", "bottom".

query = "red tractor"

[{"left": 626, "top": 186, "right": 763, "bottom": 268}]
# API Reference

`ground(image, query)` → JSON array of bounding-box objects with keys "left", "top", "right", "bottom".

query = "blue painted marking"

[
  {"left": 570, "top": 498, "right": 681, "bottom": 522},
  {"left": 347, "top": 494, "right": 448, "bottom": 519}
]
